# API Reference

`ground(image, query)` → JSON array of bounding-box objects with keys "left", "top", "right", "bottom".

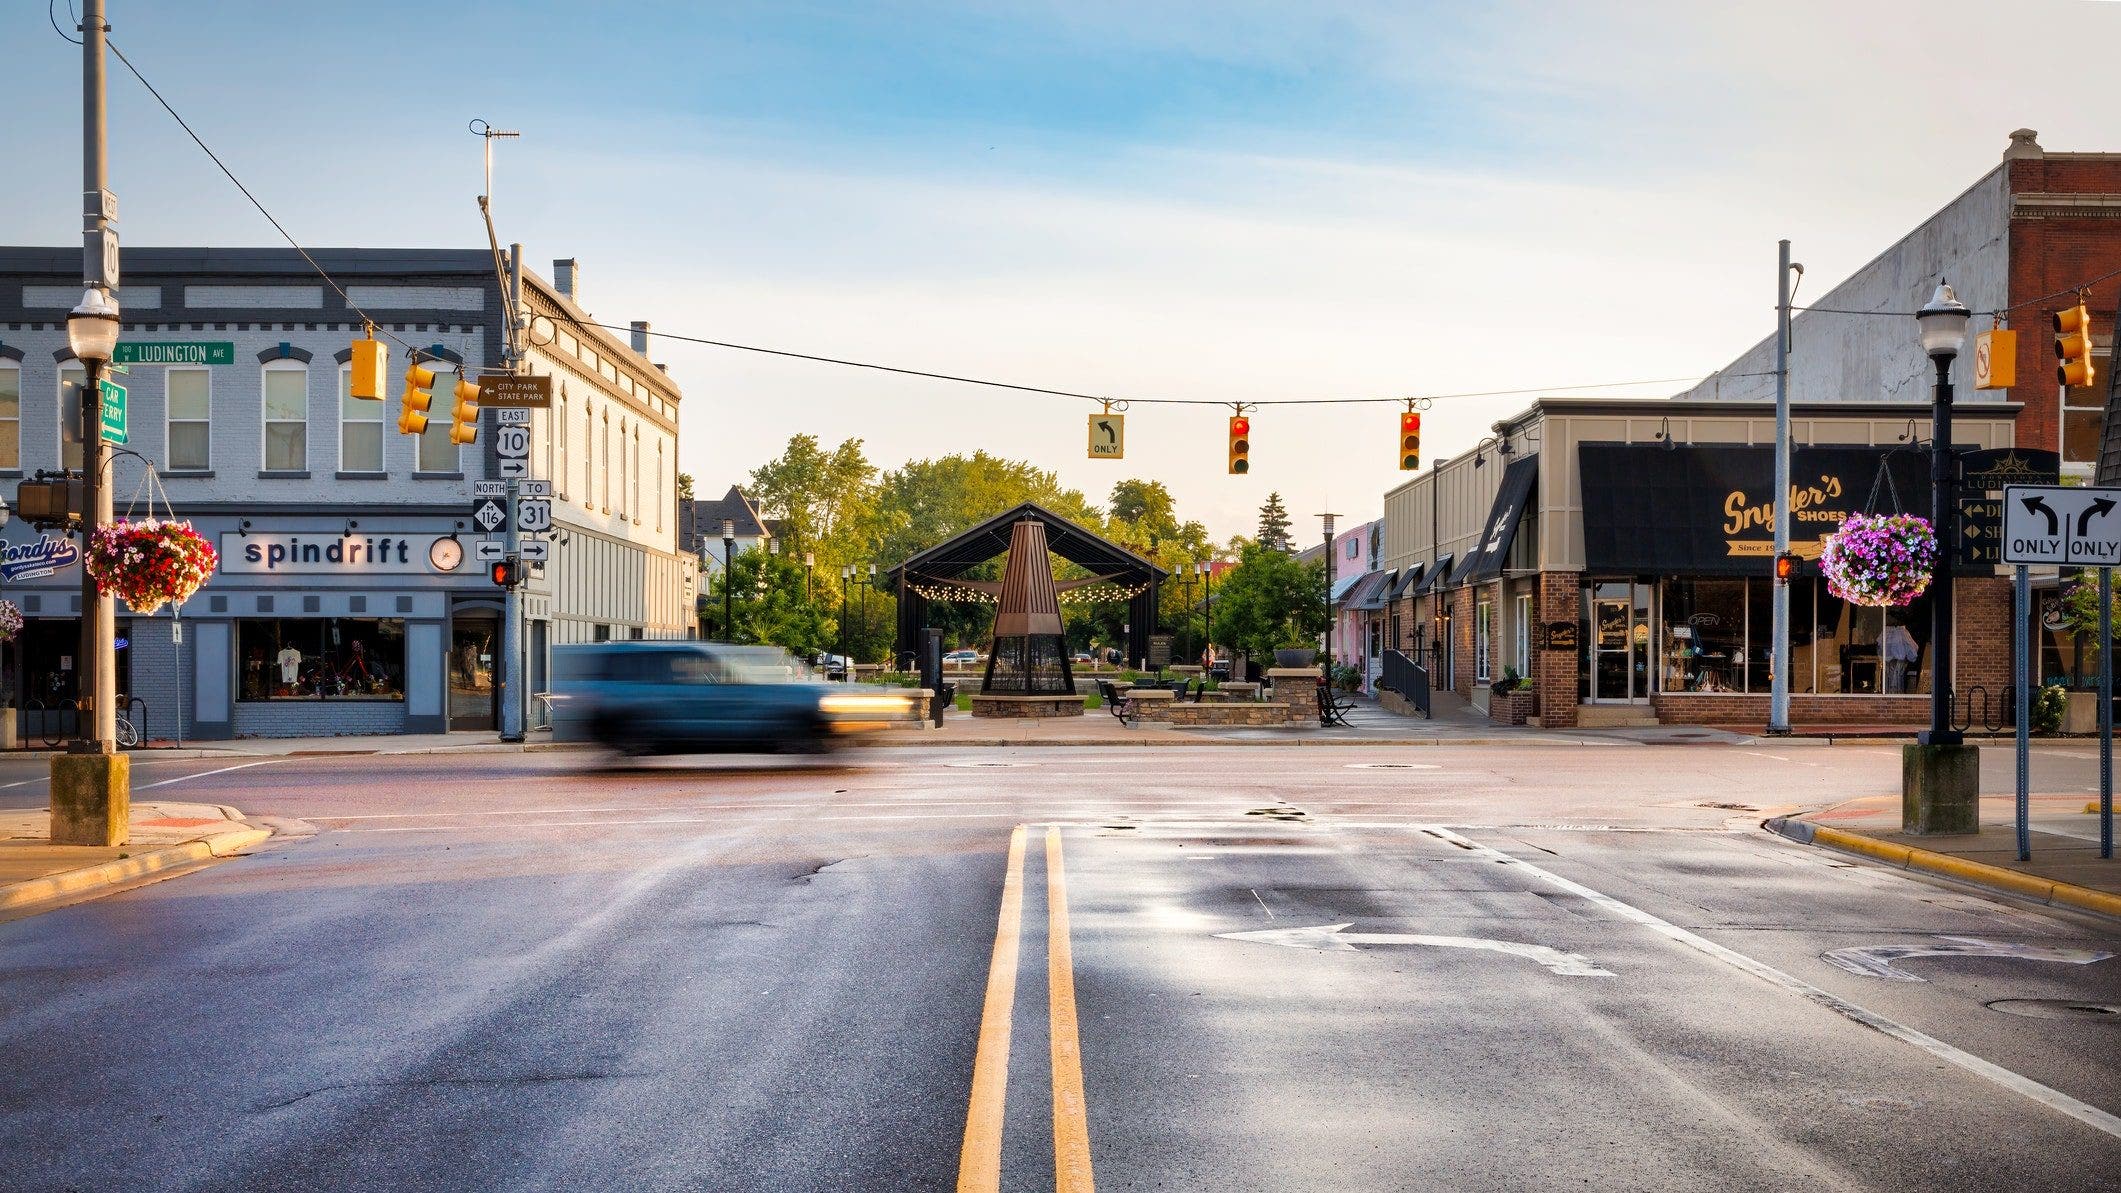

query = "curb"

[
  {"left": 1764, "top": 816, "right": 2121, "bottom": 921},
  {"left": 0, "top": 825, "right": 271, "bottom": 915}
]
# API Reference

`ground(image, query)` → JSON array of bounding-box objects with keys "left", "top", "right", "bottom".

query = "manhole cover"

[
  {"left": 943, "top": 760, "right": 1031, "bottom": 768},
  {"left": 1987, "top": 999, "right": 2121, "bottom": 1021},
  {"left": 1344, "top": 762, "right": 1441, "bottom": 770}
]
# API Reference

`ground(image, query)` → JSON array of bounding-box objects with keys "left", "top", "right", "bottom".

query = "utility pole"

[
  {"left": 498, "top": 243, "right": 525, "bottom": 742},
  {"left": 1768, "top": 240, "right": 1796, "bottom": 735}
]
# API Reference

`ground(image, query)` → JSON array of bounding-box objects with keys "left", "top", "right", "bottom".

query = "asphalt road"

[{"left": 1, "top": 742, "right": 2117, "bottom": 1191}]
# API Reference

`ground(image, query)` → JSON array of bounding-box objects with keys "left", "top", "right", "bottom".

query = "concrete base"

[
  {"left": 968, "top": 693, "right": 1085, "bottom": 719},
  {"left": 0, "top": 712, "right": 16, "bottom": 751},
  {"left": 1901, "top": 743, "right": 1979, "bottom": 836},
  {"left": 50, "top": 752, "right": 131, "bottom": 847}
]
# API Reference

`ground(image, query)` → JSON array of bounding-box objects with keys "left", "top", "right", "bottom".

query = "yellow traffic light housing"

[
  {"left": 349, "top": 327, "right": 386, "bottom": 401},
  {"left": 1399, "top": 411, "right": 1421, "bottom": 471},
  {"left": 448, "top": 377, "right": 481, "bottom": 445},
  {"left": 398, "top": 361, "right": 435, "bottom": 436},
  {"left": 2055, "top": 302, "right": 2097, "bottom": 388},
  {"left": 1227, "top": 414, "right": 1250, "bottom": 475}
]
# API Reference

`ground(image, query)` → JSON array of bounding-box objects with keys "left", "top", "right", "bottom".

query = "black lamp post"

[
  {"left": 839, "top": 565, "right": 853, "bottom": 681},
  {"left": 804, "top": 551, "right": 815, "bottom": 601},
  {"left": 1916, "top": 281, "right": 1971, "bottom": 747},
  {"left": 720, "top": 518, "right": 736, "bottom": 643},
  {"left": 1201, "top": 561, "right": 1215, "bottom": 665},
  {"left": 1182, "top": 568, "right": 1198, "bottom": 662}
]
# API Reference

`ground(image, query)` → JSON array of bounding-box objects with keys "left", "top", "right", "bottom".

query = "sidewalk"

[
  {"left": 1768, "top": 792, "right": 2121, "bottom": 921},
  {"left": 0, "top": 800, "right": 268, "bottom": 918}
]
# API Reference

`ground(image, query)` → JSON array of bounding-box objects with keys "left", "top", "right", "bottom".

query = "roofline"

[
  {"left": 0, "top": 246, "right": 497, "bottom": 275},
  {"left": 883, "top": 500, "right": 1168, "bottom": 583}
]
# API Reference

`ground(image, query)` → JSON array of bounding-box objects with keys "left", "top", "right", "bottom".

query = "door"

[
  {"left": 1589, "top": 583, "right": 1653, "bottom": 703},
  {"left": 449, "top": 614, "right": 498, "bottom": 730}
]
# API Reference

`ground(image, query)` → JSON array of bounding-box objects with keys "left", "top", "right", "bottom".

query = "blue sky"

[{"left": 6, "top": 1, "right": 2116, "bottom": 542}]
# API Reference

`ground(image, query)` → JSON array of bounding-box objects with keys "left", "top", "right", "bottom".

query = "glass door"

[
  {"left": 1589, "top": 582, "right": 1653, "bottom": 703},
  {"left": 449, "top": 614, "right": 498, "bottom": 730}
]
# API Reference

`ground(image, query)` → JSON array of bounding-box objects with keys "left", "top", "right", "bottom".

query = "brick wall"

[
  {"left": 1653, "top": 693, "right": 1932, "bottom": 727},
  {"left": 1535, "top": 571, "right": 1580, "bottom": 728},
  {"left": 2005, "top": 150, "right": 2121, "bottom": 459}
]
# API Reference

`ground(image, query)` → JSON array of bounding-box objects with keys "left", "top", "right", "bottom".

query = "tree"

[
  {"left": 1257, "top": 492, "right": 1293, "bottom": 551},
  {"left": 1210, "top": 541, "right": 1327, "bottom": 661},
  {"left": 676, "top": 472, "right": 695, "bottom": 501},
  {"left": 748, "top": 434, "right": 876, "bottom": 557}
]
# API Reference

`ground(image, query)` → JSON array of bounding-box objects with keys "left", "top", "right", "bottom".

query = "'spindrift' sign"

[
  {"left": 1, "top": 535, "right": 81, "bottom": 582},
  {"left": 219, "top": 532, "right": 456, "bottom": 574}
]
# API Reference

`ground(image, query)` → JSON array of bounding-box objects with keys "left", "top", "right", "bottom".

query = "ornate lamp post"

[
  {"left": 1906, "top": 280, "right": 1977, "bottom": 834},
  {"left": 720, "top": 518, "right": 736, "bottom": 643}
]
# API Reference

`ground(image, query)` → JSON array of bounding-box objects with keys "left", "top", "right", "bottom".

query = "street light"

[
  {"left": 720, "top": 518, "right": 736, "bottom": 643},
  {"left": 68, "top": 285, "right": 120, "bottom": 758},
  {"left": 1198, "top": 560, "right": 1215, "bottom": 670},
  {"left": 804, "top": 551, "right": 814, "bottom": 601},
  {"left": 1181, "top": 566, "right": 1198, "bottom": 663},
  {"left": 839, "top": 565, "right": 854, "bottom": 681},
  {"left": 1917, "top": 280, "right": 1969, "bottom": 750}
]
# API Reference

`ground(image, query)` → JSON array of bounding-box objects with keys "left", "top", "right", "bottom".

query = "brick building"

[{"left": 1376, "top": 398, "right": 2021, "bottom": 730}]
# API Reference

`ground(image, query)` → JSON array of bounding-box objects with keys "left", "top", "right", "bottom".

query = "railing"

[{"left": 1378, "top": 649, "right": 1431, "bottom": 719}]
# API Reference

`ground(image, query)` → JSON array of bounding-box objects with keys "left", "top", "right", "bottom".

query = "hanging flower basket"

[
  {"left": 1821, "top": 513, "right": 1937, "bottom": 607},
  {"left": 0, "top": 600, "right": 20, "bottom": 644},
  {"left": 83, "top": 518, "right": 219, "bottom": 616}
]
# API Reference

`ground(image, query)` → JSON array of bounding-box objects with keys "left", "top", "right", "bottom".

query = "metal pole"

[
  {"left": 498, "top": 244, "right": 525, "bottom": 743},
  {"left": 722, "top": 536, "right": 735, "bottom": 642},
  {"left": 1768, "top": 239, "right": 1793, "bottom": 735},
  {"left": 2103, "top": 567, "right": 2114, "bottom": 859},
  {"left": 1924, "top": 353, "right": 1960, "bottom": 746},
  {"left": 2016, "top": 564, "right": 2031, "bottom": 862},
  {"left": 78, "top": 0, "right": 115, "bottom": 754}
]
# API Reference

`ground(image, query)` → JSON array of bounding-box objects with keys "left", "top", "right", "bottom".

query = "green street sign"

[
  {"left": 113, "top": 341, "right": 235, "bottom": 366},
  {"left": 99, "top": 379, "right": 126, "bottom": 445}
]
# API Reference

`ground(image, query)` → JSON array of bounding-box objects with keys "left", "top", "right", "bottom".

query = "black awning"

[
  {"left": 1411, "top": 553, "right": 1453, "bottom": 594},
  {"left": 1579, "top": 442, "right": 1927, "bottom": 576},
  {"left": 1459, "top": 454, "right": 1538, "bottom": 585},
  {"left": 1383, "top": 563, "right": 1425, "bottom": 601},
  {"left": 1347, "top": 570, "right": 1394, "bottom": 611}
]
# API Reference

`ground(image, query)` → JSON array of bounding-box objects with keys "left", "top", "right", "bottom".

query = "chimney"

[
  {"left": 630, "top": 320, "right": 650, "bottom": 354},
  {"left": 553, "top": 258, "right": 579, "bottom": 301},
  {"left": 2004, "top": 128, "right": 2044, "bottom": 161}
]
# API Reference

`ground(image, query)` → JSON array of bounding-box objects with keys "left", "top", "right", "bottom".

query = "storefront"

[{"left": 1379, "top": 397, "right": 2028, "bottom": 730}]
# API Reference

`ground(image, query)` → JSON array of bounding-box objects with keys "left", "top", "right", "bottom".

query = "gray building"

[{"left": 0, "top": 247, "right": 696, "bottom": 740}]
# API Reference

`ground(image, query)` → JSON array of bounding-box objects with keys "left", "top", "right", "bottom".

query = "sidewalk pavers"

[{"left": 0, "top": 800, "right": 267, "bottom": 918}]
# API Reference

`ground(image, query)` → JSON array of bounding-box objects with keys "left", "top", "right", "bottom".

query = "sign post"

[{"left": 2016, "top": 564, "right": 2031, "bottom": 863}]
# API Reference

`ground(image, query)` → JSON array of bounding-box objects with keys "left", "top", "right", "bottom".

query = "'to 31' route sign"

[{"left": 2003, "top": 484, "right": 2121, "bottom": 566}]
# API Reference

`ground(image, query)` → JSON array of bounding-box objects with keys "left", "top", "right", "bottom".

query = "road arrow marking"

[
  {"left": 1822, "top": 935, "right": 2113, "bottom": 983},
  {"left": 1216, "top": 922, "right": 1614, "bottom": 977}
]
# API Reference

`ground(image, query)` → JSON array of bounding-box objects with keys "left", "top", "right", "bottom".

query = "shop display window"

[
  {"left": 1661, "top": 579, "right": 1746, "bottom": 692},
  {"left": 1654, "top": 577, "right": 1929, "bottom": 697},
  {"left": 239, "top": 619, "right": 406, "bottom": 701}
]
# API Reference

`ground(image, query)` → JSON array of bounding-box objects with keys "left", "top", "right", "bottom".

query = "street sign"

[
  {"left": 1957, "top": 495, "right": 2003, "bottom": 569},
  {"left": 495, "top": 424, "right": 531, "bottom": 460},
  {"left": 98, "top": 379, "right": 126, "bottom": 445},
  {"left": 494, "top": 408, "right": 532, "bottom": 427},
  {"left": 112, "top": 341, "right": 235, "bottom": 366},
  {"left": 476, "top": 374, "right": 553, "bottom": 408},
  {"left": 472, "top": 480, "right": 507, "bottom": 498},
  {"left": 471, "top": 498, "right": 507, "bottom": 533},
  {"left": 1088, "top": 412, "right": 1124, "bottom": 459},
  {"left": 517, "top": 497, "right": 552, "bottom": 533},
  {"left": 473, "top": 539, "right": 506, "bottom": 563},
  {"left": 90, "top": 226, "right": 119, "bottom": 289},
  {"left": 498, "top": 458, "right": 528, "bottom": 479},
  {"left": 518, "top": 480, "right": 552, "bottom": 497},
  {"left": 519, "top": 539, "right": 551, "bottom": 562},
  {"left": 2003, "top": 484, "right": 2121, "bottom": 566},
  {"left": 1961, "top": 447, "right": 2060, "bottom": 492}
]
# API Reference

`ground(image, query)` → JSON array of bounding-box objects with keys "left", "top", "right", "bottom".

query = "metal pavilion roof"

[{"left": 880, "top": 502, "right": 1169, "bottom": 587}]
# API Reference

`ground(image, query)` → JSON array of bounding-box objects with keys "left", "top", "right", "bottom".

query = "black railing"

[
  {"left": 1379, "top": 649, "right": 1431, "bottom": 719},
  {"left": 1947, "top": 685, "right": 2018, "bottom": 734}
]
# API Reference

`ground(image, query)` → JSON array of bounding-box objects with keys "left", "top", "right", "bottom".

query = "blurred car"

[
  {"left": 551, "top": 641, "right": 913, "bottom": 755},
  {"left": 811, "top": 652, "right": 853, "bottom": 680},
  {"left": 943, "top": 649, "right": 980, "bottom": 667},
  {"left": 1070, "top": 652, "right": 1093, "bottom": 664}
]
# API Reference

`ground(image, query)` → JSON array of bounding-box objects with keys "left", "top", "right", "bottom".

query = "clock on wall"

[{"left": 428, "top": 536, "right": 464, "bottom": 572}]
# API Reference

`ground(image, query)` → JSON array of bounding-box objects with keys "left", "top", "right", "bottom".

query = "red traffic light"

[{"left": 1398, "top": 412, "right": 1421, "bottom": 471}]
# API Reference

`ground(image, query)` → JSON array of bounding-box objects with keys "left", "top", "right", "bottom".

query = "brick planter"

[{"left": 1487, "top": 688, "right": 1536, "bottom": 726}]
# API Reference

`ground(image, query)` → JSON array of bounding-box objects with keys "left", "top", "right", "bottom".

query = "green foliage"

[
  {"left": 1495, "top": 664, "right": 1524, "bottom": 694},
  {"left": 747, "top": 434, "right": 877, "bottom": 559},
  {"left": 1211, "top": 542, "right": 1327, "bottom": 661},
  {"left": 2032, "top": 681, "right": 2068, "bottom": 735},
  {"left": 1256, "top": 492, "right": 1293, "bottom": 551},
  {"left": 2061, "top": 580, "right": 2121, "bottom": 667}
]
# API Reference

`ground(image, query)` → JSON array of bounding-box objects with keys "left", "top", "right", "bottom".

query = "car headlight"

[{"left": 820, "top": 693, "right": 912, "bottom": 716}]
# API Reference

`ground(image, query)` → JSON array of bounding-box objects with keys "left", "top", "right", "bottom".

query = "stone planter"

[
  {"left": 0, "top": 708, "right": 15, "bottom": 750},
  {"left": 1487, "top": 688, "right": 1537, "bottom": 726},
  {"left": 2064, "top": 690, "right": 2118, "bottom": 735},
  {"left": 1273, "top": 648, "right": 1317, "bottom": 668}
]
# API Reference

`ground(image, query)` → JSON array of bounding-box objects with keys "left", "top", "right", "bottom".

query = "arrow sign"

[
  {"left": 1215, "top": 923, "right": 1613, "bottom": 977},
  {"left": 2080, "top": 498, "right": 2117, "bottom": 537},
  {"left": 2022, "top": 495, "right": 2058, "bottom": 536},
  {"left": 1822, "top": 935, "right": 2112, "bottom": 983},
  {"left": 1086, "top": 412, "right": 1125, "bottom": 459},
  {"left": 2004, "top": 484, "right": 2121, "bottom": 566}
]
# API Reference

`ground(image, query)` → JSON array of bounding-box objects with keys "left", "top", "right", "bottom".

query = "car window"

[{"left": 669, "top": 652, "right": 718, "bottom": 684}]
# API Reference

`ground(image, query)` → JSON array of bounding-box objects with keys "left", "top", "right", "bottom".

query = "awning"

[
  {"left": 1411, "top": 553, "right": 1453, "bottom": 595},
  {"left": 1329, "top": 571, "right": 1367, "bottom": 603},
  {"left": 1342, "top": 569, "right": 1393, "bottom": 612},
  {"left": 1459, "top": 454, "right": 1539, "bottom": 585},
  {"left": 1383, "top": 563, "right": 1425, "bottom": 602}
]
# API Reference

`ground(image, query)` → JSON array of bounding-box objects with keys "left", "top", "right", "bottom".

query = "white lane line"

[
  {"left": 135, "top": 760, "right": 282, "bottom": 790},
  {"left": 311, "top": 798, "right": 1254, "bottom": 821},
  {"left": 1415, "top": 824, "right": 2121, "bottom": 1141}
]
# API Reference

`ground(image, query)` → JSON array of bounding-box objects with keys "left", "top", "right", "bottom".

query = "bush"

[{"left": 2031, "top": 682, "right": 2068, "bottom": 735}]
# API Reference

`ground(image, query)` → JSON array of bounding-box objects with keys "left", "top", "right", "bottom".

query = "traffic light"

[
  {"left": 448, "top": 375, "right": 481, "bottom": 445},
  {"left": 1227, "top": 415, "right": 1250, "bottom": 474},
  {"left": 1399, "top": 411, "right": 1422, "bottom": 471},
  {"left": 2055, "top": 301, "right": 2097, "bottom": 388},
  {"left": 1774, "top": 551, "right": 1800, "bottom": 583},
  {"left": 348, "top": 328, "right": 385, "bottom": 401},
  {"left": 398, "top": 361, "right": 435, "bottom": 436},
  {"left": 490, "top": 557, "right": 522, "bottom": 588}
]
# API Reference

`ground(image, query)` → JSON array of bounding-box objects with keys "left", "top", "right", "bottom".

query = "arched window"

[
  {"left": 262, "top": 360, "right": 309, "bottom": 471},
  {"left": 584, "top": 403, "right": 595, "bottom": 508},
  {"left": 631, "top": 426, "right": 641, "bottom": 524},
  {"left": 654, "top": 439, "right": 664, "bottom": 532},
  {"left": 600, "top": 414, "right": 611, "bottom": 511},
  {"left": 555, "top": 386, "right": 568, "bottom": 495}
]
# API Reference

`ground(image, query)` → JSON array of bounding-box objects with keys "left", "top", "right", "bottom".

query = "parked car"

[
  {"left": 943, "top": 649, "right": 980, "bottom": 667},
  {"left": 813, "top": 652, "right": 853, "bottom": 680},
  {"left": 551, "top": 641, "right": 912, "bottom": 756},
  {"left": 1070, "top": 652, "right": 1094, "bottom": 664}
]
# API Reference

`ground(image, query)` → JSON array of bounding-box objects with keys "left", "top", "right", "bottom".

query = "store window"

[
  {"left": 238, "top": 619, "right": 407, "bottom": 700},
  {"left": 339, "top": 364, "right": 383, "bottom": 473},
  {"left": 167, "top": 367, "right": 211, "bottom": 471},
  {"left": 1664, "top": 577, "right": 1930, "bottom": 696},
  {"left": 1475, "top": 600, "right": 1492, "bottom": 683},
  {"left": 0, "top": 364, "right": 19, "bottom": 470},
  {"left": 262, "top": 363, "right": 308, "bottom": 471},
  {"left": 1661, "top": 578, "right": 1747, "bottom": 692},
  {"left": 1513, "top": 593, "right": 1532, "bottom": 675},
  {"left": 2063, "top": 356, "right": 2109, "bottom": 466}
]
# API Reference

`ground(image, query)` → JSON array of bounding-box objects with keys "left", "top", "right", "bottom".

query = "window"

[
  {"left": 632, "top": 426, "right": 642, "bottom": 522},
  {"left": 601, "top": 414, "right": 611, "bottom": 510},
  {"left": 417, "top": 366, "right": 459, "bottom": 472},
  {"left": 59, "top": 365, "right": 85, "bottom": 470},
  {"left": 1660, "top": 578, "right": 1747, "bottom": 693},
  {"left": 2063, "top": 355, "right": 2109, "bottom": 465},
  {"left": 616, "top": 419, "right": 627, "bottom": 520},
  {"left": 338, "top": 365, "right": 384, "bottom": 473},
  {"left": 0, "top": 365, "right": 19, "bottom": 471},
  {"left": 238, "top": 618, "right": 406, "bottom": 701},
  {"left": 1514, "top": 593, "right": 1532, "bottom": 675},
  {"left": 655, "top": 439, "right": 664, "bottom": 531},
  {"left": 1661, "top": 576, "right": 1930, "bottom": 696},
  {"left": 583, "top": 403, "right": 595, "bottom": 507},
  {"left": 262, "top": 363, "right": 308, "bottom": 471},
  {"left": 1345, "top": 536, "right": 1359, "bottom": 560},
  {"left": 166, "top": 367, "right": 211, "bottom": 471},
  {"left": 556, "top": 389, "right": 569, "bottom": 497},
  {"left": 1475, "top": 599, "right": 1492, "bottom": 683}
]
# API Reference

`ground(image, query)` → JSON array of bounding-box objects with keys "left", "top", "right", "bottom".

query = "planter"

[
  {"left": 1273, "top": 648, "right": 1317, "bottom": 668},
  {"left": 2063, "top": 690, "right": 2118, "bottom": 735},
  {"left": 0, "top": 710, "right": 15, "bottom": 751},
  {"left": 1488, "top": 688, "right": 1537, "bottom": 726}
]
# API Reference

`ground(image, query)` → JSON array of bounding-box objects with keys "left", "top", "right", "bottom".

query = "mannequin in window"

[
  {"left": 277, "top": 644, "right": 302, "bottom": 690},
  {"left": 1881, "top": 623, "right": 1920, "bottom": 693}
]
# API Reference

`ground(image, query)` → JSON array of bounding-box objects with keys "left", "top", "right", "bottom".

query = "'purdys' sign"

[{"left": 1, "top": 535, "right": 80, "bottom": 582}]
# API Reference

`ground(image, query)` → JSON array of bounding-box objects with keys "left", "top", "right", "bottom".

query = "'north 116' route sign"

[{"left": 2003, "top": 484, "right": 2121, "bottom": 566}]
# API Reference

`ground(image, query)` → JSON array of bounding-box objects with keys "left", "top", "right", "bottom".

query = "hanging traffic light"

[
  {"left": 398, "top": 361, "right": 435, "bottom": 436},
  {"left": 448, "top": 375, "right": 481, "bottom": 445},
  {"left": 2055, "top": 301, "right": 2097, "bottom": 388},
  {"left": 1227, "top": 414, "right": 1250, "bottom": 474},
  {"left": 349, "top": 327, "right": 385, "bottom": 401},
  {"left": 490, "top": 557, "right": 522, "bottom": 588},
  {"left": 1774, "top": 551, "right": 1800, "bottom": 583},
  {"left": 1399, "top": 411, "right": 1422, "bottom": 471}
]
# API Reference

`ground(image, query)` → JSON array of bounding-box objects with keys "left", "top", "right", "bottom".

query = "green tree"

[
  {"left": 676, "top": 472, "right": 695, "bottom": 501},
  {"left": 1211, "top": 541, "right": 1327, "bottom": 661},
  {"left": 747, "top": 434, "right": 876, "bottom": 558},
  {"left": 1257, "top": 492, "right": 1293, "bottom": 551},
  {"left": 701, "top": 548, "right": 834, "bottom": 655}
]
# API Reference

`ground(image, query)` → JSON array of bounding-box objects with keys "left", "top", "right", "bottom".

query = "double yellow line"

[{"left": 958, "top": 825, "right": 1095, "bottom": 1193}]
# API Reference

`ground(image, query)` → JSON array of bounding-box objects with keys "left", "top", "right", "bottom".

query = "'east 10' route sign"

[{"left": 2003, "top": 484, "right": 2121, "bottom": 566}]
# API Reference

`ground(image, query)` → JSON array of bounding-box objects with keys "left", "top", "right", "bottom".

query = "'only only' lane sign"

[{"left": 2003, "top": 484, "right": 2121, "bottom": 566}]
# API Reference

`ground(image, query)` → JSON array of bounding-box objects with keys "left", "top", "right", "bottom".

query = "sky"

[{"left": 5, "top": 1, "right": 2117, "bottom": 546}]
